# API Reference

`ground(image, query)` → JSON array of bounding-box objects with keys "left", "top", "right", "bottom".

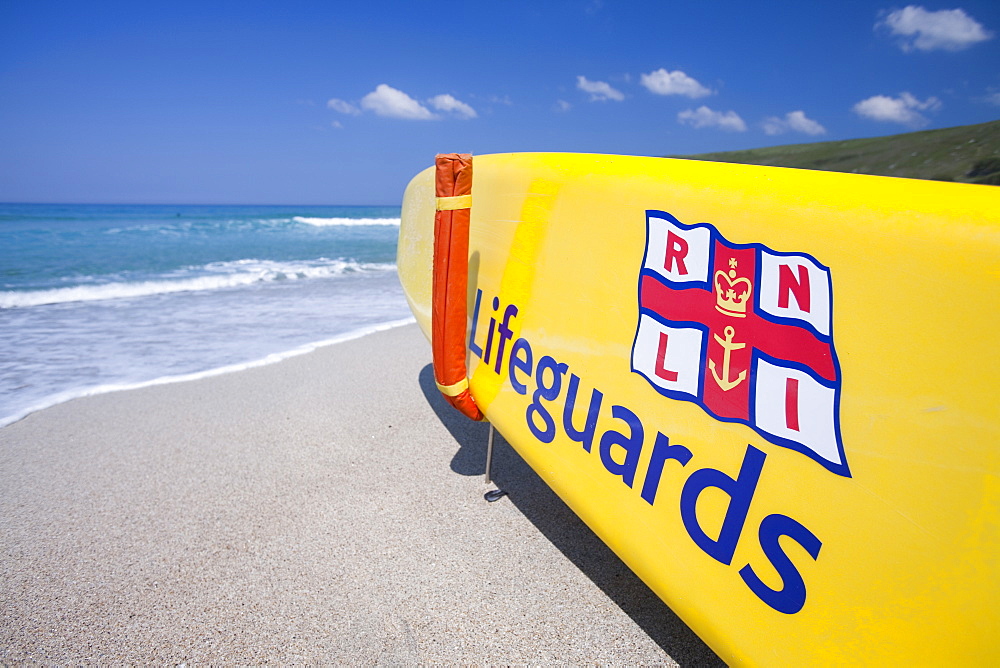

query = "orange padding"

[{"left": 432, "top": 154, "right": 485, "bottom": 421}]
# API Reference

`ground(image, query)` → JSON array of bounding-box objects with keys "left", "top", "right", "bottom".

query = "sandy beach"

[{"left": 0, "top": 323, "right": 721, "bottom": 665}]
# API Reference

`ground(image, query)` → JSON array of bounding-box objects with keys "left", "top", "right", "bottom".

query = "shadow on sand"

[{"left": 418, "top": 364, "right": 724, "bottom": 667}]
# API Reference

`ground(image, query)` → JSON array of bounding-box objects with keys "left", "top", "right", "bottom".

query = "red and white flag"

[{"left": 632, "top": 210, "right": 848, "bottom": 475}]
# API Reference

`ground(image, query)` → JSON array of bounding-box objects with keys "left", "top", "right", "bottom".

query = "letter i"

[
  {"left": 785, "top": 378, "right": 800, "bottom": 432},
  {"left": 483, "top": 296, "right": 499, "bottom": 366}
]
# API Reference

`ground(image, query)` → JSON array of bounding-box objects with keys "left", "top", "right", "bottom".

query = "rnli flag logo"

[{"left": 632, "top": 210, "right": 849, "bottom": 476}]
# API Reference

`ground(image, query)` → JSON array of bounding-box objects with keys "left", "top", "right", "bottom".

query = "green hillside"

[{"left": 673, "top": 120, "right": 1000, "bottom": 185}]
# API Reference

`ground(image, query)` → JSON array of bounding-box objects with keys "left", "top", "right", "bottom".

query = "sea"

[{"left": 0, "top": 203, "right": 414, "bottom": 427}]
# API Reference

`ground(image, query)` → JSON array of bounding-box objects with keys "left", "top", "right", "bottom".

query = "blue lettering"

[
  {"left": 526, "top": 355, "right": 568, "bottom": 443},
  {"left": 478, "top": 292, "right": 823, "bottom": 615},
  {"left": 598, "top": 405, "right": 644, "bottom": 488},
  {"left": 563, "top": 374, "right": 604, "bottom": 453},
  {"left": 508, "top": 338, "right": 533, "bottom": 395},
  {"left": 680, "top": 444, "right": 766, "bottom": 565},
  {"left": 494, "top": 304, "right": 519, "bottom": 374},
  {"left": 483, "top": 296, "right": 500, "bottom": 365},
  {"left": 739, "top": 514, "right": 822, "bottom": 614},
  {"left": 640, "top": 433, "right": 692, "bottom": 505},
  {"left": 469, "top": 289, "right": 484, "bottom": 359}
]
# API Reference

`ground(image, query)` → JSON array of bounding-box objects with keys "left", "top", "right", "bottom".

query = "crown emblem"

[{"left": 715, "top": 258, "right": 752, "bottom": 317}]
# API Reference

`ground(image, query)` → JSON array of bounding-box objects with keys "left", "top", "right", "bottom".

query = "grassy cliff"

[{"left": 673, "top": 120, "right": 1000, "bottom": 185}]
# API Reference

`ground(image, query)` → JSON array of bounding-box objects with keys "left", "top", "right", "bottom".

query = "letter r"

[{"left": 665, "top": 230, "right": 689, "bottom": 275}]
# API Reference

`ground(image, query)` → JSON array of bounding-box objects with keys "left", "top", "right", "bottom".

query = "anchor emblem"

[{"left": 709, "top": 325, "right": 747, "bottom": 391}]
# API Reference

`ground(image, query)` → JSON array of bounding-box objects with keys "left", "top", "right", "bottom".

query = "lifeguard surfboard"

[{"left": 397, "top": 153, "right": 999, "bottom": 665}]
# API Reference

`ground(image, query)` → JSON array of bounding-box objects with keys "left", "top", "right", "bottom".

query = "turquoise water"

[{"left": 0, "top": 203, "right": 413, "bottom": 426}]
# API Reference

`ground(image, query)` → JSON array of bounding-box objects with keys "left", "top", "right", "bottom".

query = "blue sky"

[{"left": 1, "top": 1, "right": 997, "bottom": 204}]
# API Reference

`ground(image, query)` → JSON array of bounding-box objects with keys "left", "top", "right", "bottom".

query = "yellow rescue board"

[{"left": 397, "top": 153, "right": 1000, "bottom": 665}]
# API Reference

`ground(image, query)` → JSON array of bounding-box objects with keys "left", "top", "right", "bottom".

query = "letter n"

[{"left": 778, "top": 264, "right": 810, "bottom": 313}]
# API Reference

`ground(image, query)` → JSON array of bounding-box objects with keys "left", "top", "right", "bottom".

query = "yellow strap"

[
  {"left": 436, "top": 195, "right": 472, "bottom": 211},
  {"left": 436, "top": 377, "right": 469, "bottom": 397}
]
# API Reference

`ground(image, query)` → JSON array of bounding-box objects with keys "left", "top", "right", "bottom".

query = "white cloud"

[
  {"left": 987, "top": 91, "right": 1000, "bottom": 107},
  {"left": 361, "top": 84, "right": 436, "bottom": 120},
  {"left": 879, "top": 5, "right": 993, "bottom": 52},
  {"left": 331, "top": 85, "right": 478, "bottom": 121},
  {"left": 429, "top": 94, "right": 478, "bottom": 119},
  {"left": 678, "top": 106, "right": 747, "bottom": 131},
  {"left": 327, "top": 98, "right": 360, "bottom": 115},
  {"left": 640, "top": 69, "right": 712, "bottom": 98},
  {"left": 852, "top": 92, "right": 942, "bottom": 126},
  {"left": 763, "top": 110, "right": 827, "bottom": 136},
  {"left": 576, "top": 75, "right": 625, "bottom": 101},
  {"left": 555, "top": 100, "right": 572, "bottom": 112}
]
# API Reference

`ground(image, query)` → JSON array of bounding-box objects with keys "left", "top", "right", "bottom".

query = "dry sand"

[{"left": 0, "top": 324, "right": 722, "bottom": 665}]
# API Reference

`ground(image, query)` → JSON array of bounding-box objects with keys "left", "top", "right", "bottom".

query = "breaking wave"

[
  {"left": 0, "top": 258, "right": 397, "bottom": 308},
  {"left": 293, "top": 216, "right": 400, "bottom": 227}
]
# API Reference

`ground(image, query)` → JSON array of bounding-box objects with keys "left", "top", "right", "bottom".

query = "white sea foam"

[
  {"left": 293, "top": 216, "right": 401, "bottom": 227},
  {"left": 0, "top": 317, "right": 416, "bottom": 429},
  {"left": 0, "top": 258, "right": 397, "bottom": 308}
]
